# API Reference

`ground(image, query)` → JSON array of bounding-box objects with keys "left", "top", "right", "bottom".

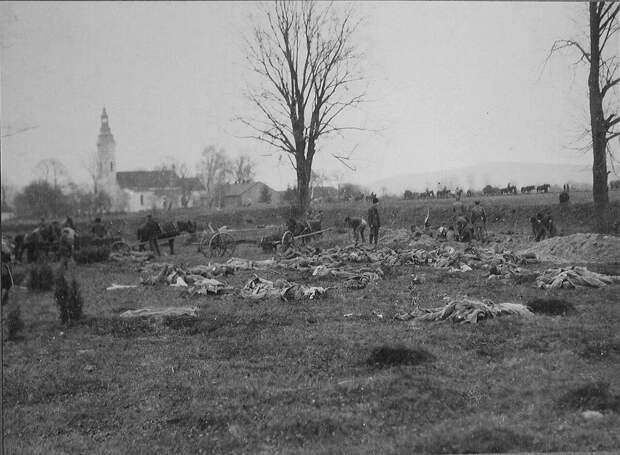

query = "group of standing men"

[{"left": 342, "top": 196, "right": 489, "bottom": 246}]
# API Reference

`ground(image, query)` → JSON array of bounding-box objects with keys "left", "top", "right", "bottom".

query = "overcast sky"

[{"left": 1, "top": 2, "right": 616, "bottom": 191}]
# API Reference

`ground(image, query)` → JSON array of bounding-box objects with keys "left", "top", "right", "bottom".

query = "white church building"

[{"left": 94, "top": 108, "right": 203, "bottom": 212}]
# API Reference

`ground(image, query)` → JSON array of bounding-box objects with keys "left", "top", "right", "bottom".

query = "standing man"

[
  {"left": 142, "top": 214, "right": 161, "bottom": 256},
  {"left": 470, "top": 200, "right": 487, "bottom": 241},
  {"left": 367, "top": 197, "right": 381, "bottom": 246}
]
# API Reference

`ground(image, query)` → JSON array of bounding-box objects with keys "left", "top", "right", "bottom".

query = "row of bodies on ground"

[{"left": 2, "top": 198, "right": 568, "bottom": 265}]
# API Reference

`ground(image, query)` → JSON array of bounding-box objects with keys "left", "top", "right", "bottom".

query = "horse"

[
  {"left": 365, "top": 192, "right": 377, "bottom": 203},
  {"left": 521, "top": 185, "right": 534, "bottom": 193},
  {"left": 286, "top": 215, "right": 322, "bottom": 244},
  {"left": 536, "top": 184, "right": 550, "bottom": 193},
  {"left": 286, "top": 218, "right": 311, "bottom": 238},
  {"left": 137, "top": 219, "right": 196, "bottom": 255},
  {"left": 419, "top": 189, "right": 434, "bottom": 199},
  {"left": 20, "top": 229, "right": 45, "bottom": 263},
  {"left": 500, "top": 184, "right": 517, "bottom": 195}
]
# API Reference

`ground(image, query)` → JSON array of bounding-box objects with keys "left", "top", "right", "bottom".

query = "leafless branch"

[
  {"left": 1, "top": 124, "right": 39, "bottom": 138},
  {"left": 240, "top": 1, "right": 365, "bottom": 206}
]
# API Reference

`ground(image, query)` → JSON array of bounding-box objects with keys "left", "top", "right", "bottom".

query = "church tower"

[{"left": 96, "top": 107, "right": 116, "bottom": 181}]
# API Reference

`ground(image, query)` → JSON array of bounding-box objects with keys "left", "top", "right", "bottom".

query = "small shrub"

[
  {"left": 367, "top": 345, "right": 435, "bottom": 368},
  {"left": 54, "top": 274, "right": 83, "bottom": 324},
  {"left": 28, "top": 263, "right": 54, "bottom": 292},
  {"left": 74, "top": 246, "right": 110, "bottom": 264}
]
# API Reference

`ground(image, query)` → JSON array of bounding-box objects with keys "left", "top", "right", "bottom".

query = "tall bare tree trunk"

[
  {"left": 296, "top": 157, "right": 312, "bottom": 213},
  {"left": 589, "top": 3, "right": 610, "bottom": 233}
]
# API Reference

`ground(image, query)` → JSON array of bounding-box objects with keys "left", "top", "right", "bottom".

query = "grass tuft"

[
  {"left": 367, "top": 345, "right": 435, "bottom": 368},
  {"left": 527, "top": 298, "right": 575, "bottom": 316}
]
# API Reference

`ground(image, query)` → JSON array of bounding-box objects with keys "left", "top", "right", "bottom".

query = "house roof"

[
  {"left": 223, "top": 182, "right": 265, "bottom": 197},
  {"left": 116, "top": 170, "right": 180, "bottom": 190},
  {"left": 182, "top": 177, "right": 205, "bottom": 191}
]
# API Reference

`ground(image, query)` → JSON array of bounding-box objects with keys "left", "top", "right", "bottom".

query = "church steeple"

[
  {"left": 96, "top": 107, "right": 116, "bottom": 181},
  {"left": 100, "top": 107, "right": 111, "bottom": 134}
]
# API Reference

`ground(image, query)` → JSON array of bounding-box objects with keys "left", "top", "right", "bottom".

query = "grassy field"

[{"left": 3, "top": 198, "right": 620, "bottom": 454}]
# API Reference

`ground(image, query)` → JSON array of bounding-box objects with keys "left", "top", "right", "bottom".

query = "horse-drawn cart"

[{"left": 198, "top": 222, "right": 331, "bottom": 258}]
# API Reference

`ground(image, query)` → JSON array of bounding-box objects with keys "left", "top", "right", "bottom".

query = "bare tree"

[
  {"left": 309, "top": 169, "right": 328, "bottom": 201},
  {"left": 196, "top": 145, "right": 233, "bottom": 208},
  {"left": 550, "top": 2, "right": 619, "bottom": 232},
  {"left": 34, "top": 159, "right": 69, "bottom": 191},
  {"left": 157, "top": 158, "right": 194, "bottom": 208},
  {"left": 82, "top": 154, "right": 100, "bottom": 194},
  {"left": 233, "top": 155, "right": 256, "bottom": 184},
  {"left": 242, "top": 1, "right": 364, "bottom": 212}
]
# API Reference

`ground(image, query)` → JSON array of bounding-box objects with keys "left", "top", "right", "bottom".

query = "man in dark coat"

[
  {"left": 367, "top": 197, "right": 381, "bottom": 246},
  {"left": 141, "top": 214, "right": 161, "bottom": 256},
  {"left": 470, "top": 200, "right": 487, "bottom": 241}
]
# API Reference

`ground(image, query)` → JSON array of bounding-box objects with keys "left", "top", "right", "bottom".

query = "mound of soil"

[{"left": 519, "top": 233, "right": 620, "bottom": 264}]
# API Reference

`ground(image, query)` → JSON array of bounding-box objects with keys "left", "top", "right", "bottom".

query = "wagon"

[{"left": 198, "top": 223, "right": 331, "bottom": 258}]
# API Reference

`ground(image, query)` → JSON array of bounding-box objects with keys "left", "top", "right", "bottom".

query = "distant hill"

[{"left": 368, "top": 161, "right": 592, "bottom": 194}]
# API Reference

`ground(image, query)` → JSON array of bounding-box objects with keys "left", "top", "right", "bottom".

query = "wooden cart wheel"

[
  {"left": 207, "top": 232, "right": 236, "bottom": 257},
  {"left": 281, "top": 230, "right": 295, "bottom": 251},
  {"left": 111, "top": 241, "right": 130, "bottom": 254}
]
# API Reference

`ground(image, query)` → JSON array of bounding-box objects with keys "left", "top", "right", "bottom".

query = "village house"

[{"left": 222, "top": 181, "right": 281, "bottom": 208}]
